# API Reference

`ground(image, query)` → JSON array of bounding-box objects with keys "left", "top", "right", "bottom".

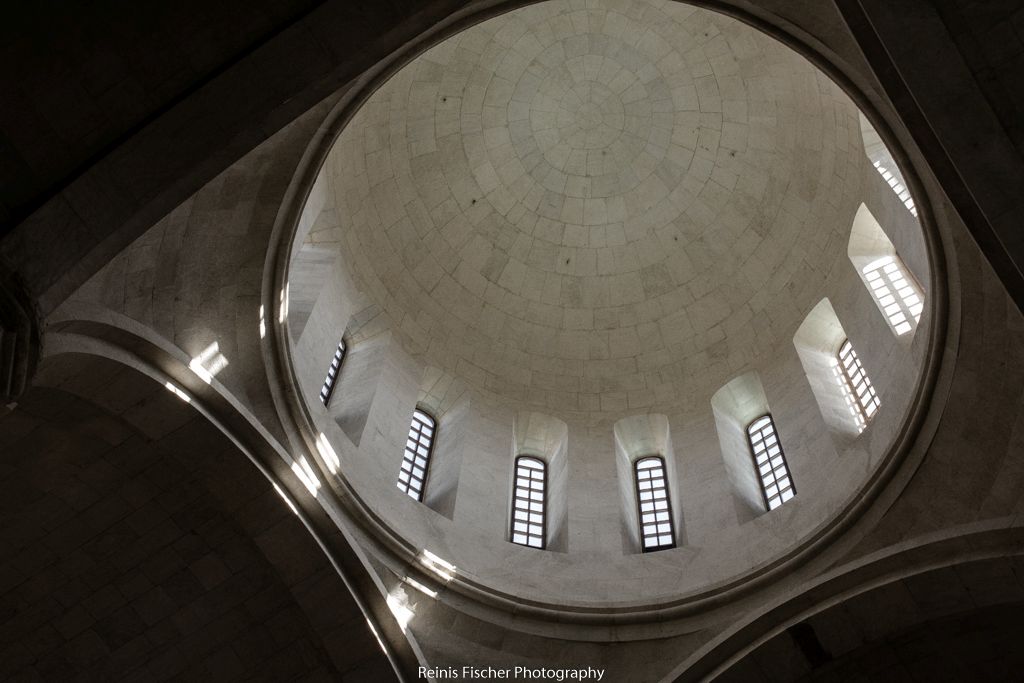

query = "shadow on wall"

[
  {"left": 414, "top": 367, "right": 472, "bottom": 520},
  {"left": 703, "top": 554, "right": 1024, "bottom": 683},
  {"left": 332, "top": 330, "right": 394, "bottom": 447},
  {"left": 711, "top": 372, "right": 775, "bottom": 524},
  {"left": 793, "top": 298, "right": 867, "bottom": 445},
  {"left": 0, "top": 360, "right": 394, "bottom": 680}
]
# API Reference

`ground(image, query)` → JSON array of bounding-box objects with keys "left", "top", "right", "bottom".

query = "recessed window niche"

[
  {"left": 712, "top": 372, "right": 795, "bottom": 522},
  {"left": 329, "top": 329, "right": 396, "bottom": 447},
  {"left": 612, "top": 414, "right": 684, "bottom": 553},
  {"left": 849, "top": 203, "right": 925, "bottom": 339},
  {"left": 412, "top": 368, "right": 470, "bottom": 519},
  {"left": 794, "top": 298, "right": 877, "bottom": 441},
  {"left": 511, "top": 412, "right": 569, "bottom": 552}
]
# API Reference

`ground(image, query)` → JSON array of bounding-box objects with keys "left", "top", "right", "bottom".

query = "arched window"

[
  {"left": 397, "top": 409, "right": 435, "bottom": 501},
  {"left": 634, "top": 456, "right": 674, "bottom": 552},
  {"left": 849, "top": 204, "right": 925, "bottom": 337},
  {"left": 835, "top": 339, "right": 879, "bottom": 431},
  {"left": 319, "top": 339, "right": 346, "bottom": 406},
  {"left": 511, "top": 456, "right": 546, "bottom": 549},
  {"left": 747, "top": 415, "right": 795, "bottom": 510},
  {"left": 861, "top": 255, "right": 923, "bottom": 336}
]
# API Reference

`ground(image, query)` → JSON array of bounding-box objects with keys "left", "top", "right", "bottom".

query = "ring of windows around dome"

[
  {"left": 307, "top": 201, "right": 925, "bottom": 554},
  {"left": 267, "top": 0, "right": 940, "bottom": 612}
]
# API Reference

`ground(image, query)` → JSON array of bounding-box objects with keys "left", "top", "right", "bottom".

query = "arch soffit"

[
  {"left": 35, "top": 310, "right": 420, "bottom": 681},
  {"left": 668, "top": 522, "right": 1024, "bottom": 682}
]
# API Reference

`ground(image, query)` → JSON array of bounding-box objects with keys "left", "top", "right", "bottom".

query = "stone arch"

[
  {"left": 669, "top": 525, "right": 1024, "bottom": 682},
  {"left": 21, "top": 315, "right": 420, "bottom": 679},
  {"left": 1, "top": 364, "right": 395, "bottom": 680}
]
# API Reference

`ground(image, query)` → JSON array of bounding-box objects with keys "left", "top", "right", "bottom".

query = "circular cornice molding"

[{"left": 261, "top": 0, "right": 952, "bottom": 633}]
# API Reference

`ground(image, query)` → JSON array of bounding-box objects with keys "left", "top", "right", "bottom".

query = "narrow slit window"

[
  {"left": 859, "top": 114, "right": 917, "bottom": 217},
  {"left": 747, "top": 415, "right": 795, "bottom": 511},
  {"left": 862, "top": 255, "right": 923, "bottom": 336},
  {"left": 397, "top": 409, "right": 435, "bottom": 501},
  {"left": 634, "top": 456, "right": 675, "bottom": 552},
  {"left": 834, "top": 339, "right": 880, "bottom": 431},
  {"left": 510, "top": 456, "right": 546, "bottom": 549},
  {"left": 319, "top": 339, "right": 346, "bottom": 406},
  {"left": 872, "top": 160, "right": 917, "bottom": 217}
]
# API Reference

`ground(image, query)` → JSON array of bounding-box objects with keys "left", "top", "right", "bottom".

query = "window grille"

[
  {"left": 319, "top": 339, "right": 346, "bottom": 406},
  {"left": 834, "top": 339, "right": 879, "bottom": 431},
  {"left": 747, "top": 415, "right": 795, "bottom": 510},
  {"left": 862, "top": 255, "right": 923, "bottom": 336},
  {"left": 397, "top": 409, "right": 435, "bottom": 501},
  {"left": 634, "top": 456, "right": 674, "bottom": 552},
  {"left": 511, "top": 456, "right": 546, "bottom": 549}
]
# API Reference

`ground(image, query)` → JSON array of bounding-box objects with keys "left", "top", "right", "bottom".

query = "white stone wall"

[{"left": 313, "top": 0, "right": 884, "bottom": 420}]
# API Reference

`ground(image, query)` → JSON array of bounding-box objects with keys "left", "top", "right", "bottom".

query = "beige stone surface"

[{"left": 313, "top": 0, "right": 874, "bottom": 418}]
